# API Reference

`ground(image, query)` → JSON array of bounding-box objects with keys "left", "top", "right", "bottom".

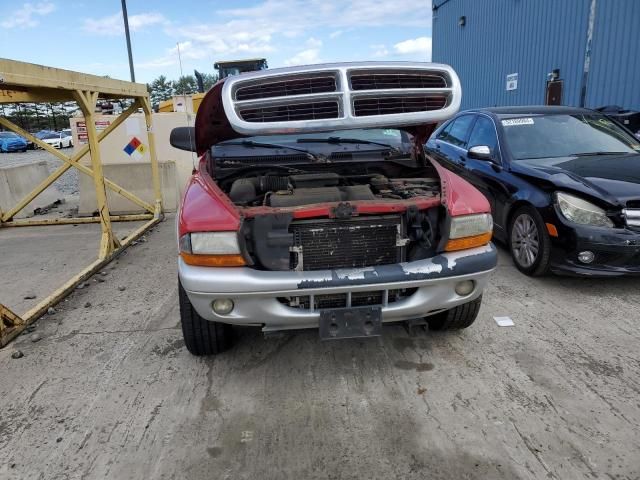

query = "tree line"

[
  {"left": 0, "top": 72, "right": 219, "bottom": 134},
  {"left": 147, "top": 73, "right": 218, "bottom": 107}
]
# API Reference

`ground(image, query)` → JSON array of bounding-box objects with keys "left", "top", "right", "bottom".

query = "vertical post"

[
  {"left": 142, "top": 97, "right": 163, "bottom": 217},
  {"left": 74, "top": 90, "right": 120, "bottom": 258},
  {"left": 580, "top": 0, "right": 597, "bottom": 107},
  {"left": 121, "top": 0, "right": 136, "bottom": 83}
]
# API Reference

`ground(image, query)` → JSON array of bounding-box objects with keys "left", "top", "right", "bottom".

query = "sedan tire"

[
  {"left": 179, "top": 280, "right": 233, "bottom": 356},
  {"left": 508, "top": 205, "right": 551, "bottom": 276},
  {"left": 427, "top": 295, "right": 482, "bottom": 330}
]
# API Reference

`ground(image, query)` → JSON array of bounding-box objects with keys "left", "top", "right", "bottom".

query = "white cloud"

[
  {"left": 83, "top": 11, "right": 167, "bottom": 36},
  {"left": 306, "top": 37, "right": 323, "bottom": 48},
  {"left": 1, "top": 2, "right": 55, "bottom": 28},
  {"left": 284, "top": 48, "right": 322, "bottom": 66},
  {"left": 370, "top": 44, "right": 389, "bottom": 58},
  {"left": 137, "top": 0, "right": 431, "bottom": 72},
  {"left": 393, "top": 36, "right": 432, "bottom": 58},
  {"left": 220, "top": 0, "right": 430, "bottom": 30}
]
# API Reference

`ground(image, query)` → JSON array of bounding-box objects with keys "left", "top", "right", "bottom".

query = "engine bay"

[{"left": 225, "top": 172, "right": 440, "bottom": 208}]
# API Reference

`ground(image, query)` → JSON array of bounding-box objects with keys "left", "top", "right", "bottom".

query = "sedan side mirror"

[
  {"left": 468, "top": 145, "right": 492, "bottom": 160},
  {"left": 170, "top": 126, "right": 196, "bottom": 152}
]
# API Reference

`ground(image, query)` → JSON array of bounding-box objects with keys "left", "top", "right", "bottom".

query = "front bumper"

[
  {"left": 550, "top": 220, "right": 640, "bottom": 277},
  {"left": 179, "top": 243, "right": 497, "bottom": 332}
]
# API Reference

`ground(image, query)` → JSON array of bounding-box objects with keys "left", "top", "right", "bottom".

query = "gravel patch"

[{"left": 0, "top": 149, "right": 79, "bottom": 195}]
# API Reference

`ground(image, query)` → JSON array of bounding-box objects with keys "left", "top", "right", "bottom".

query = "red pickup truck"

[{"left": 171, "top": 62, "right": 497, "bottom": 356}]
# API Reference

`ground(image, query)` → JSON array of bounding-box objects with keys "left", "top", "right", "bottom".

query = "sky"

[{"left": 0, "top": 0, "right": 433, "bottom": 84}]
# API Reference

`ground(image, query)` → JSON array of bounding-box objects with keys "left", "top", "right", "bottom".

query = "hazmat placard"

[
  {"left": 123, "top": 136, "right": 146, "bottom": 160},
  {"left": 75, "top": 119, "right": 111, "bottom": 144}
]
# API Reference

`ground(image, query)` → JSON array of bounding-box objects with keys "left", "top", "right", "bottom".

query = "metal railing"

[{"left": 0, "top": 59, "right": 164, "bottom": 347}]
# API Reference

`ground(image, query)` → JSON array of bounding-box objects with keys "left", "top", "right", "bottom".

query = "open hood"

[{"left": 190, "top": 62, "right": 461, "bottom": 155}]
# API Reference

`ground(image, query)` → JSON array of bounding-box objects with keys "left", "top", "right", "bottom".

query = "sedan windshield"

[
  {"left": 0, "top": 132, "right": 19, "bottom": 138},
  {"left": 502, "top": 114, "right": 640, "bottom": 160}
]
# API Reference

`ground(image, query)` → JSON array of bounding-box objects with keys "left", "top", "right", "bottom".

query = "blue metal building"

[{"left": 431, "top": 0, "right": 640, "bottom": 111}]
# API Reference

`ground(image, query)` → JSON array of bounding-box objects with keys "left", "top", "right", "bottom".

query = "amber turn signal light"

[
  {"left": 180, "top": 252, "right": 246, "bottom": 267},
  {"left": 444, "top": 232, "right": 492, "bottom": 252}
]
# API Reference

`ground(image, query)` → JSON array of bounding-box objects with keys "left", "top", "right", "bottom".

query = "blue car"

[{"left": 0, "top": 131, "right": 28, "bottom": 152}]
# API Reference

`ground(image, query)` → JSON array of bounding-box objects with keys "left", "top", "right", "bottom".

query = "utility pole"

[{"left": 121, "top": 0, "right": 135, "bottom": 82}]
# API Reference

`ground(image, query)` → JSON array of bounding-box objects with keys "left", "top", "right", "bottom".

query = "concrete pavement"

[{"left": 1, "top": 216, "right": 639, "bottom": 479}]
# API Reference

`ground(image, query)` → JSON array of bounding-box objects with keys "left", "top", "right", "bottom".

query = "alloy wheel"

[{"left": 511, "top": 213, "right": 539, "bottom": 268}]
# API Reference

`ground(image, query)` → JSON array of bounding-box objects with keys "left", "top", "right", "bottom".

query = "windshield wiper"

[
  {"left": 569, "top": 151, "right": 633, "bottom": 156},
  {"left": 297, "top": 136, "right": 401, "bottom": 153},
  {"left": 222, "top": 140, "right": 325, "bottom": 162}
]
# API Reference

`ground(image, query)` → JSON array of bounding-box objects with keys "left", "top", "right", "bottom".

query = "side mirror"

[
  {"left": 468, "top": 145, "right": 492, "bottom": 160},
  {"left": 170, "top": 126, "right": 196, "bottom": 152}
]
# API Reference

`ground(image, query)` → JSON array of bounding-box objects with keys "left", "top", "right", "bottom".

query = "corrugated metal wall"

[
  {"left": 587, "top": 0, "right": 640, "bottom": 109},
  {"left": 432, "top": 0, "right": 640, "bottom": 111}
]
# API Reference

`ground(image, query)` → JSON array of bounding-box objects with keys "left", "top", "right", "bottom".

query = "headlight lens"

[
  {"left": 180, "top": 232, "right": 241, "bottom": 254},
  {"left": 445, "top": 213, "right": 493, "bottom": 251},
  {"left": 449, "top": 213, "right": 493, "bottom": 239},
  {"left": 555, "top": 192, "right": 613, "bottom": 227}
]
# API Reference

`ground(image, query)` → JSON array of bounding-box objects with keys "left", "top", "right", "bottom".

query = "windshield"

[
  {"left": 502, "top": 114, "right": 640, "bottom": 160},
  {"left": 216, "top": 128, "right": 411, "bottom": 153},
  {"left": 0, "top": 132, "right": 18, "bottom": 138}
]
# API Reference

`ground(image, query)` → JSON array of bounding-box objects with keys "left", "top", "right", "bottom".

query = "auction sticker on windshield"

[{"left": 502, "top": 118, "right": 535, "bottom": 126}]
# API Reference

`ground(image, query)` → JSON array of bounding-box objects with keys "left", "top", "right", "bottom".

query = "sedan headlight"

[
  {"left": 179, "top": 232, "right": 246, "bottom": 266},
  {"left": 445, "top": 213, "right": 493, "bottom": 251},
  {"left": 555, "top": 192, "right": 613, "bottom": 227}
]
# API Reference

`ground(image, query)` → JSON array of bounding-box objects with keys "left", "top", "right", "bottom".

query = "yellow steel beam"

[
  {"left": 0, "top": 216, "right": 160, "bottom": 348},
  {"left": 2, "top": 214, "right": 153, "bottom": 227},
  {"left": 75, "top": 90, "right": 121, "bottom": 259},
  {"left": 0, "top": 304, "right": 24, "bottom": 347},
  {"left": 0, "top": 87, "right": 74, "bottom": 104},
  {"left": 0, "top": 59, "right": 148, "bottom": 99},
  {"left": 0, "top": 103, "right": 154, "bottom": 222},
  {"left": 142, "top": 97, "right": 164, "bottom": 217}
]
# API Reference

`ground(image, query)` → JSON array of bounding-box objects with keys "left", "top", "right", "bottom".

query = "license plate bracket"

[{"left": 319, "top": 306, "right": 382, "bottom": 340}]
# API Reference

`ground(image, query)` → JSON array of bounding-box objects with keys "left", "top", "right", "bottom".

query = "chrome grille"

[
  {"left": 221, "top": 62, "right": 461, "bottom": 134},
  {"left": 235, "top": 75, "right": 337, "bottom": 100},
  {"left": 239, "top": 100, "right": 340, "bottom": 123},
  {"left": 353, "top": 95, "right": 448, "bottom": 117},
  {"left": 623, "top": 208, "right": 640, "bottom": 227},
  {"left": 350, "top": 72, "right": 448, "bottom": 90}
]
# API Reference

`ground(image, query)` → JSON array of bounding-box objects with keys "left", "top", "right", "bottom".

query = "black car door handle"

[{"left": 459, "top": 155, "right": 466, "bottom": 163}]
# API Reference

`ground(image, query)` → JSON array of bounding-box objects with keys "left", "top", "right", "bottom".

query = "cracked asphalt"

[{"left": 1, "top": 215, "right": 640, "bottom": 479}]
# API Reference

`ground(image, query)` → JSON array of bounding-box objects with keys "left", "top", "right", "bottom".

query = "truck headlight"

[
  {"left": 445, "top": 213, "right": 493, "bottom": 251},
  {"left": 555, "top": 192, "right": 613, "bottom": 227},
  {"left": 179, "top": 232, "right": 246, "bottom": 267}
]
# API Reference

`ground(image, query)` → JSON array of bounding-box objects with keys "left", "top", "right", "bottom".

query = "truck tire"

[
  {"left": 427, "top": 295, "right": 482, "bottom": 331},
  {"left": 179, "top": 280, "right": 233, "bottom": 356}
]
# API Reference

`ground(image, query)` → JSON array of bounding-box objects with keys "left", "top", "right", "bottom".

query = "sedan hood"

[{"left": 510, "top": 153, "right": 640, "bottom": 207}]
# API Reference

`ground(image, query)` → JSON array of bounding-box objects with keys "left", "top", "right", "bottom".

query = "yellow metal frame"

[{"left": 0, "top": 59, "right": 164, "bottom": 347}]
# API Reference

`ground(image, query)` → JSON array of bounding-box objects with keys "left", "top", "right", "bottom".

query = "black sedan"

[{"left": 426, "top": 106, "right": 640, "bottom": 277}]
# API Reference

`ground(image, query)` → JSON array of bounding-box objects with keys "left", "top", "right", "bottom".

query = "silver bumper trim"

[{"left": 179, "top": 244, "right": 497, "bottom": 331}]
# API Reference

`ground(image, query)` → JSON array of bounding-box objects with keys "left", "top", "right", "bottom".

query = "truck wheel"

[
  {"left": 179, "top": 280, "right": 233, "bottom": 356},
  {"left": 427, "top": 295, "right": 482, "bottom": 331}
]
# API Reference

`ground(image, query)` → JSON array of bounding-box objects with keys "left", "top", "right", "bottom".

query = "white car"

[{"left": 40, "top": 131, "right": 73, "bottom": 148}]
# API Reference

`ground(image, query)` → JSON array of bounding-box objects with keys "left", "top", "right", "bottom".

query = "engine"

[{"left": 228, "top": 172, "right": 439, "bottom": 207}]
